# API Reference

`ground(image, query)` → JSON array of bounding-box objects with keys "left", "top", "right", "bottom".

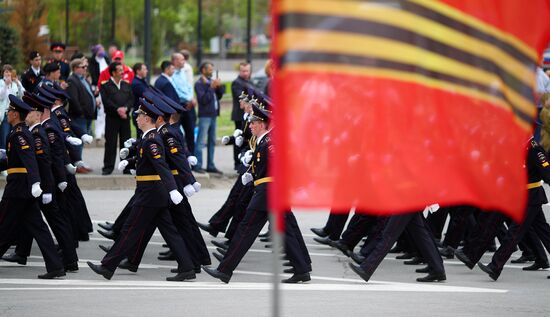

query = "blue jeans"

[
  {"left": 194, "top": 116, "right": 217, "bottom": 170},
  {"left": 70, "top": 117, "right": 91, "bottom": 158},
  {"left": 0, "top": 116, "right": 11, "bottom": 149}
]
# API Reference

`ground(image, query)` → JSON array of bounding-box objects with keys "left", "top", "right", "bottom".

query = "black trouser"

[
  {"left": 426, "top": 207, "right": 449, "bottom": 241},
  {"left": 463, "top": 211, "right": 505, "bottom": 264},
  {"left": 0, "top": 198, "right": 63, "bottom": 272},
  {"left": 443, "top": 205, "right": 477, "bottom": 249},
  {"left": 112, "top": 195, "right": 136, "bottom": 236},
  {"left": 101, "top": 204, "right": 194, "bottom": 273},
  {"left": 360, "top": 212, "right": 444, "bottom": 278},
  {"left": 209, "top": 178, "right": 246, "bottom": 233},
  {"left": 359, "top": 216, "right": 388, "bottom": 256},
  {"left": 15, "top": 196, "right": 78, "bottom": 266},
  {"left": 324, "top": 210, "right": 350, "bottom": 241},
  {"left": 232, "top": 121, "right": 243, "bottom": 169},
  {"left": 340, "top": 213, "right": 377, "bottom": 249},
  {"left": 103, "top": 115, "right": 131, "bottom": 172},
  {"left": 225, "top": 184, "right": 254, "bottom": 241},
  {"left": 179, "top": 108, "right": 196, "bottom": 154},
  {"left": 64, "top": 174, "right": 93, "bottom": 239},
  {"left": 490, "top": 204, "right": 550, "bottom": 272},
  {"left": 218, "top": 188, "right": 311, "bottom": 275}
]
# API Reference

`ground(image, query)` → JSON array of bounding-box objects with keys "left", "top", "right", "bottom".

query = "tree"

[
  {"left": 10, "top": 0, "right": 48, "bottom": 67},
  {"left": 0, "top": 24, "right": 20, "bottom": 68}
]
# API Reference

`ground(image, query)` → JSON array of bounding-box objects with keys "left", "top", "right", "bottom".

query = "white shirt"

[
  {"left": 183, "top": 63, "right": 194, "bottom": 88},
  {"left": 28, "top": 122, "right": 40, "bottom": 132},
  {"left": 256, "top": 129, "right": 271, "bottom": 145},
  {"left": 110, "top": 77, "right": 122, "bottom": 90},
  {"left": 31, "top": 66, "right": 41, "bottom": 76},
  {"left": 142, "top": 127, "right": 156, "bottom": 138},
  {"left": 96, "top": 56, "right": 108, "bottom": 72}
]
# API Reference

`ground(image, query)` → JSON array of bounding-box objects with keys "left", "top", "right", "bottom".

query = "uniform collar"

[
  {"left": 28, "top": 122, "right": 41, "bottom": 131},
  {"left": 256, "top": 129, "right": 271, "bottom": 145},
  {"left": 157, "top": 123, "right": 167, "bottom": 131},
  {"left": 142, "top": 127, "right": 156, "bottom": 138}
]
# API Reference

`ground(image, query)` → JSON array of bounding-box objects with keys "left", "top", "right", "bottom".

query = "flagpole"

[{"left": 270, "top": 210, "right": 281, "bottom": 317}]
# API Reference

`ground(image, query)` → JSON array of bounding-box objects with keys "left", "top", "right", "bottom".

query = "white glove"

[
  {"left": 169, "top": 189, "right": 184, "bottom": 204},
  {"left": 117, "top": 160, "right": 129, "bottom": 171},
  {"left": 65, "top": 163, "right": 77, "bottom": 174},
  {"left": 241, "top": 172, "right": 253, "bottom": 185},
  {"left": 124, "top": 138, "right": 136, "bottom": 148},
  {"left": 241, "top": 150, "right": 253, "bottom": 166},
  {"left": 183, "top": 184, "right": 195, "bottom": 198},
  {"left": 81, "top": 134, "right": 93, "bottom": 144},
  {"left": 129, "top": 169, "right": 136, "bottom": 176},
  {"left": 233, "top": 129, "right": 243, "bottom": 138},
  {"left": 192, "top": 182, "right": 201, "bottom": 193},
  {"left": 0, "top": 149, "right": 6, "bottom": 160},
  {"left": 119, "top": 148, "right": 129, "bottom": 159},
  {"left": 235, "top": 136, "right": 244, "bottom": 147},
  {"left": 66, "top": 136, "right": 82, "bottom": 146},
  {"left": 57, "top": 182, "right": 68, "bottom": 192},
  {"left": 221, "top": 136, "right": 230, "bottom": 145},
  {"left": 42, "top": 193, "right": 52, "bottom": 204},
  {"left": 187, "top": 156, "right": 197, "bottom": 166},
  {"left": 31, "top": 182, "right": 43, "bottom": 198}
]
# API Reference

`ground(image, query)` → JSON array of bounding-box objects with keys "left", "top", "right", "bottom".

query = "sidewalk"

[{"left": 0, "top": 142, "right": 238, "bottom": 190}]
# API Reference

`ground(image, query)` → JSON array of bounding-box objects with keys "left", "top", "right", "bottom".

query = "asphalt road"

[{"left": 1, "top": 188, "right": 550, "bottom": 317}]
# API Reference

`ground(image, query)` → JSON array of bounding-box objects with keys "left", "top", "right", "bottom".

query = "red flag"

[{"left": 270, "top": 0, "right": 550, "bottom": 225}]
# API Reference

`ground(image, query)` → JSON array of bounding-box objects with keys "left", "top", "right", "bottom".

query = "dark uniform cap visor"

[{"left": 8, "top": 95, "right": 33, "bottom": 112}]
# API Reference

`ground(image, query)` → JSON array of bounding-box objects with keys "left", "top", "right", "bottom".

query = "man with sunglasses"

[{"left": 66, "top": 58, "right": 97, "bottom": 137}]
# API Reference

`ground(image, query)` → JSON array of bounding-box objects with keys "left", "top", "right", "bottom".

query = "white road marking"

[{"left": 0, "top": 278, "right": 507, "bottom": 293}]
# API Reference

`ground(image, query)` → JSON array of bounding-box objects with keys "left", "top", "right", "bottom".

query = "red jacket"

[{"left": 97, "top": 64, "right": 134, "bottom": 89}]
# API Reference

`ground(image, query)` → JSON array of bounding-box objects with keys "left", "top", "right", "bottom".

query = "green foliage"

[
  {"left": 0, "top": 24, "right": 21, "bottom": 68},
  {"left": 41, "top": 0, "right": 269, "bottom": 62}
]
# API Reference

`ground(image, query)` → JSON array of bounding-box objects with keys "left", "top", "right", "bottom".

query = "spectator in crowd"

[
  {"left": 47, "top": 42, "right": 70, "bottom": 82},
  {"left": 97, "top": 50, "right": 134, "bottom": 89},
  {"left": 89, "top": 44, "right": 110, "bottom": 90},
  {"left": 536, "top": 66, "right": 550, "bottom": 142},
  {"left": 99, "top": 62, "right": 133, "bottom": 175},
  {"left": 194, "top": 61, "right": 225, "bottom": 174},
  {"left": 90, "top": 45, "right": 110, "bottom": 144},
  {"left": 171, "top": 52, "right": 197, "bottom": 152},
  {"left": 0, "top": 64, "right": 25, "bottom": 148},
  {"left": 21, "top": 51, "right": 44, "bottom": 93},
  {"left": 230, "top": 62, "right": 251, "bottom": 169},
  {"left": 180, "top": 50, "right": 195, "bottom": 87},
  {"left": 66, "top": 58, "right": 97, "bottom": 135},
  {"left": 154, "top": 61, "right": 179, "bottom": 104},
  {"left": 130, "top": 62, "right": 149, "bottom": 137}
]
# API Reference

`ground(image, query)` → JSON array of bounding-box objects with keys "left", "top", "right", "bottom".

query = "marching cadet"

[
  {"left": 203, "top": 100, "right": 312, "bottom": 284},
  {"left": 37, "top": 85, "right": 94, "bottom": 241},
  {"left": 349, "top": 208, "right": 446, "bottom": 283},
  {"left": 198, "top": 90, "right": 256, "bottom": 240},
  {"left": 112, "top": 90, "right": 210, "bottom": 272},
  {"left": 0, "top": 95, "right": 65, "bottom": 279},
  {"left": 456, "top": 137, "right": 550, "bottom": 280},
  {"left": 21, "top": 51, "right": 44, "bottom": 93},
  {"left": 2, "top": 93, "right": 78, "bottom": 272},
  {"left": 87, "top": 98, "right": 196, "bottom": 281},
  {"left": 48, "top": 42, "right": 70, "bottom": 82}
]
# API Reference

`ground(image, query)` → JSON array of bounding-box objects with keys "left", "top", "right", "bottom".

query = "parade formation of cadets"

[{"left": 2, "top": 82, "right": 550, "bottom": 284}]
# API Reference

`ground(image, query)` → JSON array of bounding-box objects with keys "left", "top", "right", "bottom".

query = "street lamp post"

[
  {"left": 144, "top": 0, "right": 152, "bottom": 81},
  {"left": 197, "top": 0, "right": 203, "bottom": 67},
  {"left": 65, "top": 0, "right": 69, "bottom": 44},
  {"left": 246, "top": 0, "right": 252, "bottom": 63}
]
